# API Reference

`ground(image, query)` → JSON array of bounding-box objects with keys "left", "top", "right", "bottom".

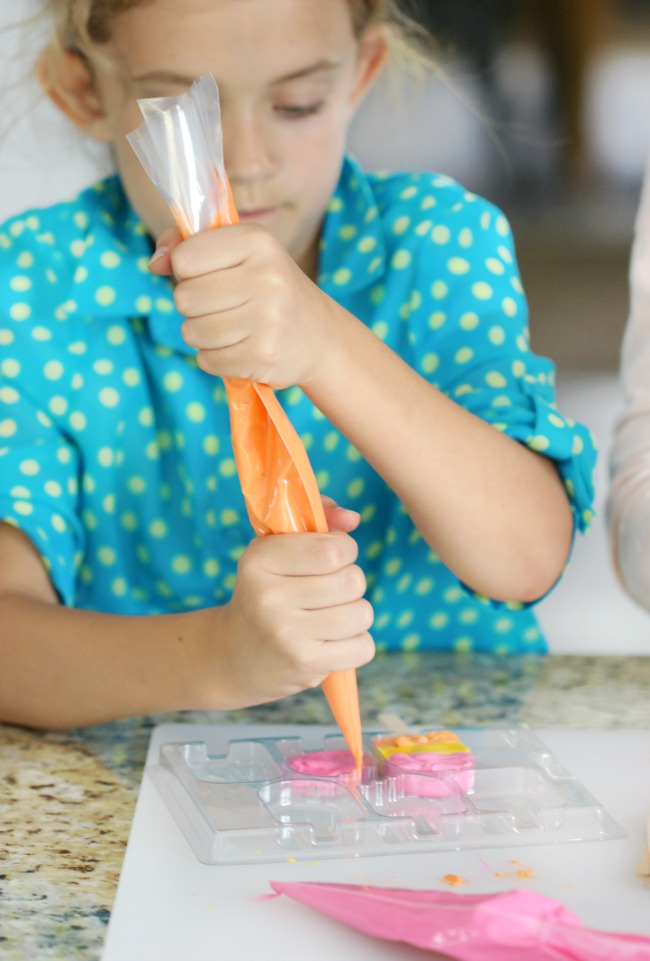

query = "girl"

[{"left": 0, "top": 0, "right": 595, "bottom": 730}]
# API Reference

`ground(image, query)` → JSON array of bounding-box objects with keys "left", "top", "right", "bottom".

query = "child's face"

[{"left": 88, "top": 0, "right": 386, "bottom": 274}]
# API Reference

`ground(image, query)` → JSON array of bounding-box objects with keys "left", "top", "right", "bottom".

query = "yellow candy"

[{"left": 373, "top": 729, "right": 470, "bottom": 760}]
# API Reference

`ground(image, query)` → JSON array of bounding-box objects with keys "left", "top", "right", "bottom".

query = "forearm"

[
  {"left": 609, "top": 404, "right": 650, "bottom": 611},
  {"left": 608, "top": 184, "right": 650, "bottom": 610},
  {"left": 0, "top": 594, "right": 222, "bottom": 729},
  {"left": 304, "top": 303, "right": 573, "bottom": 602},
  {"left": 0, "top": 518, "right": 374, "bottom": 730},
  {"left": 609, "top": 476, "right": 650, "bottom": 612}
]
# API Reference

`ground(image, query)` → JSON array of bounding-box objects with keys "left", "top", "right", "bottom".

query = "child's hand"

[
  {"left": 149, "top": 225, "right": 338, "bottom": 390},
  {"left": 209, "top": 528, "right": 374, "bottom": 708}
]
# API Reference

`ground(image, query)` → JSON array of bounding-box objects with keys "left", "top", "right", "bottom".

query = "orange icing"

[{"left": 442, "top": 873, "right": 469, "bottom": 887}]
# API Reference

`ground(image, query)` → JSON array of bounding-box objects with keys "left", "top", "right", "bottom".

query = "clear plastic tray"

[{"left": 148, "top": 726, "right": 625, "bottom": 864}]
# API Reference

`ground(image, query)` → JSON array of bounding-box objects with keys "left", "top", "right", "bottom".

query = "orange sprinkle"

[
  {"left": 442, "top": 873, "right": 469, "bottom": 887},
  {"left": 494, "top": 863, "right": 535, "bottom": 880}
]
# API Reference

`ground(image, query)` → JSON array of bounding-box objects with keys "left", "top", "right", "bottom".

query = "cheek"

[
  {"left": 309, "top": 144, "right": 348, "bottom": 205},
  {"left": 289, "top": 118, "right": 349, "bottom": 183}
]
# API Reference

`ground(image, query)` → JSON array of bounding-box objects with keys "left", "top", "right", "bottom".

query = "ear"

[
  {"left": 349, "top": 26, "right": 390, "bottom": 113},
  {"left": 37, "top": 48, "right": 112, "bottom": 142}
]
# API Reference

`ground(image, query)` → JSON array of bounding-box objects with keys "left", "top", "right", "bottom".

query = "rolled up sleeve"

[
  {"left": 411, "top": 197, "right": 597, "bottom": 535},
  {"left": 0, "top": 377, "right": 85, "bottom": 606}
]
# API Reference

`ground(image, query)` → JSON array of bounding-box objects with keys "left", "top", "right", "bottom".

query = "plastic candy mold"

[{"left": 148, "top": 726, "right": 624, "bottom": 865}]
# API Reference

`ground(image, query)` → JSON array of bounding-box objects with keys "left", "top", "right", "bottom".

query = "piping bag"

[
  {"left": 127, "top": 74, "right": 363, "bottom": 768},
  {"left": 268, "top": 882, "right": 650, "bottom": 960}
]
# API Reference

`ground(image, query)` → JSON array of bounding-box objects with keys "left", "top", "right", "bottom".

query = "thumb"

[
  {"left": 148, "top": 226, "right": 183, "bottom": 275},
  {"left": 321, "top": 495, "right": 361, "bottom": 533}
]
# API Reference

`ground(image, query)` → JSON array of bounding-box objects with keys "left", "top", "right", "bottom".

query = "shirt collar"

[
  {"left": 317, "top": 155, "right": 387, "bottom": 297},
  {"left": 70, "top": 157, "right": 385, "bottom": 356},
  {"left": 69, "top": 176, "right": 192, "bottom": 355}
]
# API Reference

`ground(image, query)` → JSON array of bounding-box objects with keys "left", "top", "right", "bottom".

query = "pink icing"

[
  {"left": 287, "top": 750, "right": 360, "bottom": 777},
  {"left": 385, "top": 751, "right": 475, "bottom": 797},
  {"left": 387, "top": 751, "right": 474, "bottom": 774},
  {"left": 284, "top": 748, "right": 474, "bottom": 798}
]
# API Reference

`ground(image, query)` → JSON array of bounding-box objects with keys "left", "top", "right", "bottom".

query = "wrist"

[
  {"left": 182, "top": 602, "right": 244, "bottom": 711},
  {"left": 299, "top": 294, "right": 357, "bottom": 396}
]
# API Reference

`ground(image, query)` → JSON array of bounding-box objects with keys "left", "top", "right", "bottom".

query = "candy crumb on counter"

[{"left": 441, "top": 874, "right": 470, "bottom": 887}]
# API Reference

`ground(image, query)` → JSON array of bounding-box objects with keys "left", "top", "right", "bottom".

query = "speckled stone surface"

[{"left": 2, "top": 652, "right": 650, "bottom": 960}]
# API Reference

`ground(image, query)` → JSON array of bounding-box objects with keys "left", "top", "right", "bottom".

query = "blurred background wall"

[
  {"left": 2, "top": 0, "right": 650, "bottom": 652},
  {"left": 348, "top": 0, "right": 645, "bottom": 370}
]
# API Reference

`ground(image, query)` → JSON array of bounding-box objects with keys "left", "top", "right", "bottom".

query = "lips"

[{"left": 236, "top": 207, "right": 278, "bottom": 222}]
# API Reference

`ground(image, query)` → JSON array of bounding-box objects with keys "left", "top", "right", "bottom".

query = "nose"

[{"left": 222, "top": 109, "right": 274, "bottom": 184}]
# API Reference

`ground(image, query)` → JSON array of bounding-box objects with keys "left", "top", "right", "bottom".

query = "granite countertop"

[{"left": 2, "top": 652, "right": 650, "bottom": 960}]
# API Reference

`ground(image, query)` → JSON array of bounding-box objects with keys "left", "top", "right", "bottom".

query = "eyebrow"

[
  {"left": 131, "top": 60, "right": 342, "bottom": 88},
  {"left": 271, "top": 60, "right": 342, "bottom": 85}
]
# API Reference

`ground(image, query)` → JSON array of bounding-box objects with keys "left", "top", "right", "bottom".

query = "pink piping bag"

[
  {"left": 126, "top": 75, "right": 363, "bottom": 767},
  {"left": 269, "top": 881, "right": 650, "bottom": 960}
]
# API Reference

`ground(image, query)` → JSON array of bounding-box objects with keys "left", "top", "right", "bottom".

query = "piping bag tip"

[{"left": 321, "top": 669, "right": 364, "bottom": 771}]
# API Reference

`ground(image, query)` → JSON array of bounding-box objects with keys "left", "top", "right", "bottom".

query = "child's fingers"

[
  {"left": 241, "top": 531, "right": 359, "bottom": 578},
  {"left": 275, "top": 599, "right": 373, "bottom": 653},
  {"left": 170, "top": 222, "right": 273, "bottom": 279},
  {"left": 304, "top": 597, "right": 374, "bottom": 640},
  {"left": 175, "top": 267, "right": 252, "bottom": 321},
  {"left": 181, "top": 317, "right": 249, "bottom": 356},
  {"left": 302, "top": 632, "right": 376, "bottom": 677},
  {"left": 329, "top": 632, "right": 376, "bottom": 671},
  {"left": 280, "top": 564, "right": 368, "bottom": 612}
]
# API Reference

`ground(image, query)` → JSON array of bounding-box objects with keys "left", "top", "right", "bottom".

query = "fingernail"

[{"left": 148, "top": 245, "right": 168, "bottom": 266}]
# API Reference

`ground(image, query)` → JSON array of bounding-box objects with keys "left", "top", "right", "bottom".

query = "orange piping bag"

[
  {"left": 127, "top": 75, "right": 363, "bottom": 768},
  {"left": 216, "top": 187, "right": 364, "bottom": 768}
]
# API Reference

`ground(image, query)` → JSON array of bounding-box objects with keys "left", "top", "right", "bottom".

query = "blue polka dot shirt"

[{"left": 0, "top": 156, "right": 596, "bottom": 653}]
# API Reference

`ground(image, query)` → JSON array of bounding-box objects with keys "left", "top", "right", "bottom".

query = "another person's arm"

[{"left": 608, "top": 161, "right": 650, "bottom": 610}]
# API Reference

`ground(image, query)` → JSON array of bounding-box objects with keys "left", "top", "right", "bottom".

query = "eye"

[{"left": 274, "top": 101, "right": 324, "bottom": 119}]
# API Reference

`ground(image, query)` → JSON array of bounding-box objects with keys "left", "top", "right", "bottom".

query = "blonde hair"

[{"left": 43, "top": 0, "right": 436, "bottom": 67}]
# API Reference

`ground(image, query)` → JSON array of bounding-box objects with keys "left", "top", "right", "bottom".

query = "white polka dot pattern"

[{"left": 0, "top": 159, "right": 596, "bottom": 651}]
